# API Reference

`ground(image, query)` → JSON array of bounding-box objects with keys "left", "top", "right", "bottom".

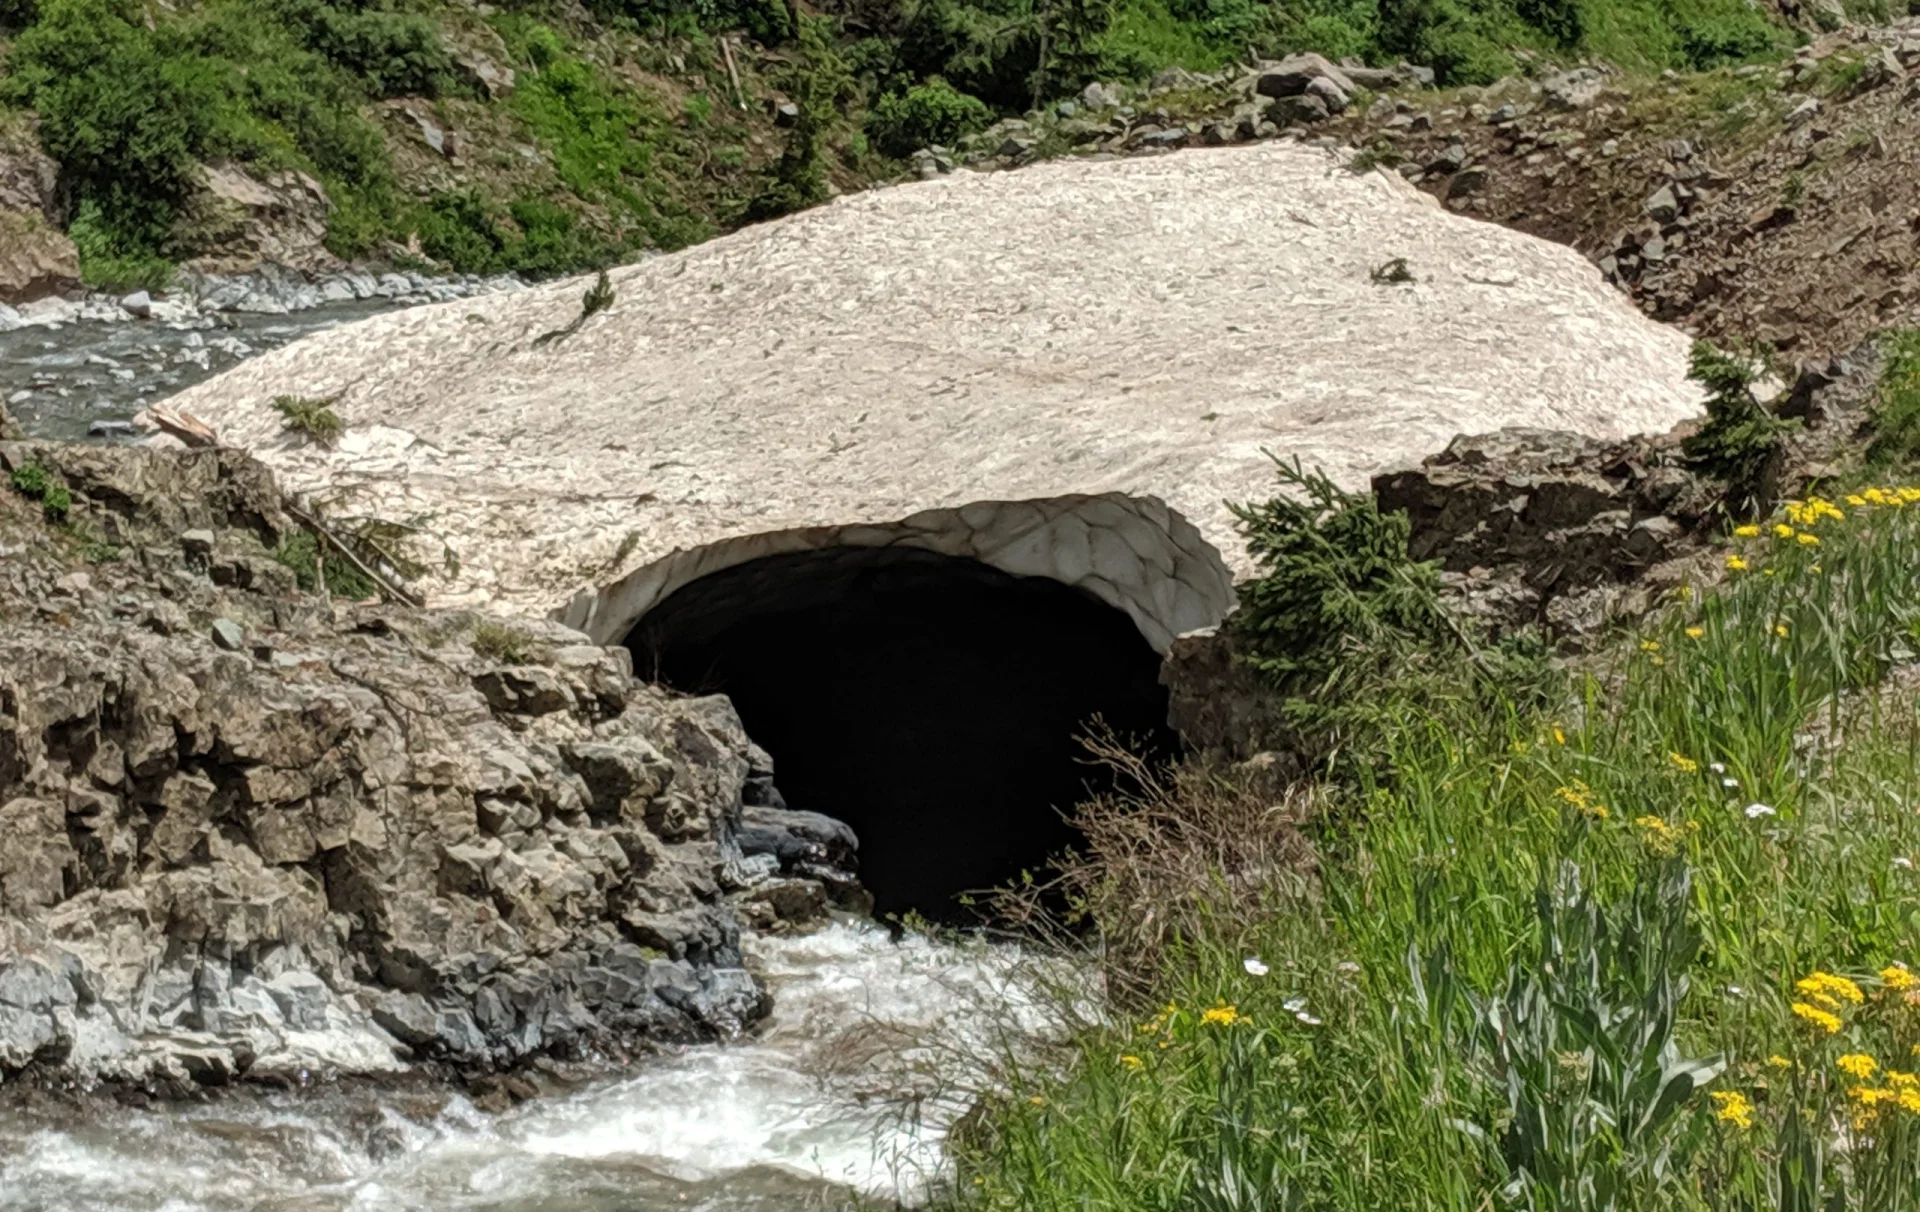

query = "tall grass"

[{"left": 946, "top": 484, "right": 1920, "bottom": 1211}]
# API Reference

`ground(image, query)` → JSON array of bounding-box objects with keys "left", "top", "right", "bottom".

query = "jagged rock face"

[
  {"left": 0, "top": 125, "right": 79, "bottom": 305},
  {"left": 0, "top": 441, "right": 843, "bottom": 1089},
  {"left": 171, "top": 163, "right": 341, "bottom": 277}
]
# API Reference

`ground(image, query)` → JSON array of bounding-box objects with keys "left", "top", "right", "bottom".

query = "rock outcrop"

[
  {"left": 164, "top": 140, "right": 1703, "bottom": 656},
  {"left": 0, "top": 122, "right": 79, "bottom": 304},
  {"left": 172, "top": 164, "right": 341, "bottom": 278},
  {"left": 0, "top": 436, "right": 854, "bottom": 1091}
]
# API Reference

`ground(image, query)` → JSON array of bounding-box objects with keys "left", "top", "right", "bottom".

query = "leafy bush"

[
  {"left": 604, "top": 0, "right": 795, "bottom": 41},
  {"left": 1681, "top": 339, "right": 1798, "bottom": 519},
  {"left": 10, "top": 460, "right": 72, "bottom": 521},
  {"left": 273, "top": 529, "right": 380, "bottom": 598},
  {"left": 3, "top": 0, "right": 218, "bottom": 252},
  {"left": 744, "top": 17, "right": 857, "bottom": 221},
  {"left": 1866, "top": 329, "right": 1920, "bottom": 469},
  {"left": 1416, "top": 862, "right": 1726, "bottom": 1210},
  {"left": 263, "top": 0, "right": 460, "bottom": 99},
  {"left": 271, "top": 394, "right": 344, "bottom": 443},
  {"left": 865, "top": 76, "right": 991, "bottom": 155}
]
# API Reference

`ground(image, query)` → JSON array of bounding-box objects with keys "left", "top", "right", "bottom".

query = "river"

[{"left": 0, "top": 919, "right": 1063, "bottom": 1211}]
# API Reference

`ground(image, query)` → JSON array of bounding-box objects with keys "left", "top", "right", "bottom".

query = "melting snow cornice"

[{"left": 166, "top": 141, "right": 1704, "bottom": 649}]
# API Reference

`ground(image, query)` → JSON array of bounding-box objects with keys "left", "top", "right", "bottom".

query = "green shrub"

[
  {"left": 865, "top": 76, "right": 991, "bottom": 155},
  {"left": 472, "top": 619, "right": 538, "bottom": 664},
  {"left": 1866, "top": 329, "right": 1920, "bottom": 469},
  {"left": 10, "top": 460, "right": 71, "bottom": 522},
  {"left": 1681, "top": 339, "right": 1798, "bottom": 519},
  {"left": 602, "top": 0, "right": 794, "bottom": 42},
  {"left": 263, "top": 0, "right": 458, "bottom": 99},
  {"left": 3, "top": 0, "right": 218, "bottom": 251},
  {"left": 1416, "top": 861, "right": 1726, "bottom": 1210},
  {"left": 271, "top": 394, "right": 344, "bottom": 443},
  {"left": 1227, "top": 456, "right": 1462, "bottom": 771},
  {"left": 273, "top": 529, "right": 380, "bottom": 598},
  {"left": 744, "top": 17, "right": 856, "bottom": 221}
]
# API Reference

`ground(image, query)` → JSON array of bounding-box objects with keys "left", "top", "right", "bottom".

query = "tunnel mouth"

[{"left": 627, "top": 545, "right": 1178, "bottom": 924}]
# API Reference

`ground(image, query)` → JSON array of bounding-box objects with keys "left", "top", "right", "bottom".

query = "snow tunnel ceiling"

[{"left": 628, "top": 544, "right": 1181, "bottom": 920}]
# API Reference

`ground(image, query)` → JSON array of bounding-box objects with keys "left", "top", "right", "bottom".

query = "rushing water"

[{"left": 0, "top": 919, "right": 1065, "bottom": 1212}]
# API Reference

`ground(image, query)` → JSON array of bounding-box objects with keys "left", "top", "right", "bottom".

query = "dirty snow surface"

[{"left": 168, "top": 140, "right": 1702, "bottom": 636}]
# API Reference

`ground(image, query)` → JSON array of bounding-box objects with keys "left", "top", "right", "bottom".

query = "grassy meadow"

[{"left": 936, "top": 468, "right": 1920, "bottom": 1210}]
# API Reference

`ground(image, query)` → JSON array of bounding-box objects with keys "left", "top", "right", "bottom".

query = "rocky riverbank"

[
  {"left": 0, "top": 269, "right": 527, "bottom": 442},
  {"left": 0, "top": 406, "right": 860, "bottom": 1096}
]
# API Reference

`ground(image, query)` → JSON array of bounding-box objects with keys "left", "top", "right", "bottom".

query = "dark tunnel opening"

[{"left": 626, "top": 546, "right": 1179, "bottom": 923}]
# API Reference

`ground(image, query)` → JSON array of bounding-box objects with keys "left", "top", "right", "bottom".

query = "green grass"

[
  {"left": 946, "top": 481, "right": 1920, "bottom": 1211},
  {"left": 270, "top": 393, "right": 343, "bottom": 444},
  {"left": 1868, "top": 330, "right": 1920, "bottom": 469}
]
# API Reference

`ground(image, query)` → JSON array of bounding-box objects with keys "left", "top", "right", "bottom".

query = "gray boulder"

[{"left": 1254, "top": 53, "right": 1356, "bottom": 101}]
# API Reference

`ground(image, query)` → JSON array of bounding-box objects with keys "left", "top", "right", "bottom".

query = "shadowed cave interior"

[{"left": 626, "top": 546, "right": 1178, "bottom": 923}]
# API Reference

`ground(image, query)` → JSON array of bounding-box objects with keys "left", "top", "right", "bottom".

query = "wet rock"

[
  {"left": 1645, "top": 184, "right": 1680, "bottom": 223},
  {"left": 120, "top": 291, "right": 154, "bottom": 320},
  {"left": 87, "top": 420, "right": 136, "bottom": 439}
]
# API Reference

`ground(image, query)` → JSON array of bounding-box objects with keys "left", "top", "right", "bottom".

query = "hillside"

[{"left": 0, "top": 0, "right": 1832, "bottom": 297}]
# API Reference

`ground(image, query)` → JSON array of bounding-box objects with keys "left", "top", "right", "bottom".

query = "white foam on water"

[{"left": 0, "top": 917, "right": 1070, "bottom": 1212}]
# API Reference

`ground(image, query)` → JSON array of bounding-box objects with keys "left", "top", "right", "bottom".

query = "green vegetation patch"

[
  {"left": 949, "top": 469, "right": 1920, "bottom": 1210},
  {"left": 271, "top": 394, "right": 344, "bottom": 444},
  {"left": 1867, "top": 329, "right": 1920, "bottom": 469},
  {"left": 9, "top": 459, "right": 71, "bottom": 521}
]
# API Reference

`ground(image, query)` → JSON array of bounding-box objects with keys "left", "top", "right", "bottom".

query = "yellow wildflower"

[
  {"left": 1773, "top": 523, "right": 1797, "bottom": 539},
  {"left": 1846, "top": 494, "right": 1868, "bottom": 508},
  {"left": 1029, "top": 1095, "right": 1047, "bottom": 1106},
  {"left": 1555, "top": 781, "right": 1608, "bottom": 821},
  {"left": 1775, "top": 623, "right": 1790, "bottom": 638},
  {"left": 1685, "top": 626, "right": 1705, "bottom": 639},
  {"left": 1882, "top": 965, "right": 1919, "bottom": 991},
  {"left": 1728, "top": 555, "right": 1750, "bottom": 571},
  {"left": 1839, "top": 1053, "right": 1879, "bottom": 1080},
  {"left": 1785, "top": 497, "right": 1845, "bottom": 527},
  {"left": 1768, "top": 1054, "right": 1792, "bottom": 1069},
  {"left": 1711, "top": 1090, "right": 1756, "bottom": 1129},
  {"left": 1634, "top": 814, "right": 1691, "bottom": 857},
  {"left": 1552, "top": 725, "right": 1566, "bottom": 746},
  {"left": 1733, "top": 524, "right": 1762, "bottom": 538},
  {"left": 1889, "top": 1070, "right": 1920, "bottom": 1091},
  {"left": 1119, "top": 1054, "right": 1144, "bottom": 1071},
  {"left": 1792, "top": 1002, "right": 1843, "bottom": 1033},
  {"left": 1641, "top": 639, "right": 1661, "bottom": 653},
  {"left": 1797, "top": 532, "right": 1820, "bottom": 547},
  {"left": 1200, "top": 1002, "right": 1246, "bottom": 1027},
  {"left": 1668, "top": 752, "right": 1700, "bottom": 774},
  {"left": 1800, "top": 972, "right": 1866, "bottom": 1005},
  {"left": 1901, "top": 1088, "right": 1920, "bottom": 1116}
]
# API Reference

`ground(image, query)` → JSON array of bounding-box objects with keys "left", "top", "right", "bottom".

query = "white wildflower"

[
  {"left": 1744, "top": 802, "right": 1776, "bottom": 819},
  {"left": 1722, "top": 777, "right": 1740, "bottom": 788},
  {"left": 1243, "top": 957, "right": 1270, "bottom": 977},
  {"left": 1898, "top": 857, "right": 1914, "bottom": 871}
]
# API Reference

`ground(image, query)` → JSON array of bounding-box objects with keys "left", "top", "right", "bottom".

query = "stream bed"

[{"left": 0, "top": 919, "right": 1060, "bottom": 1211}]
